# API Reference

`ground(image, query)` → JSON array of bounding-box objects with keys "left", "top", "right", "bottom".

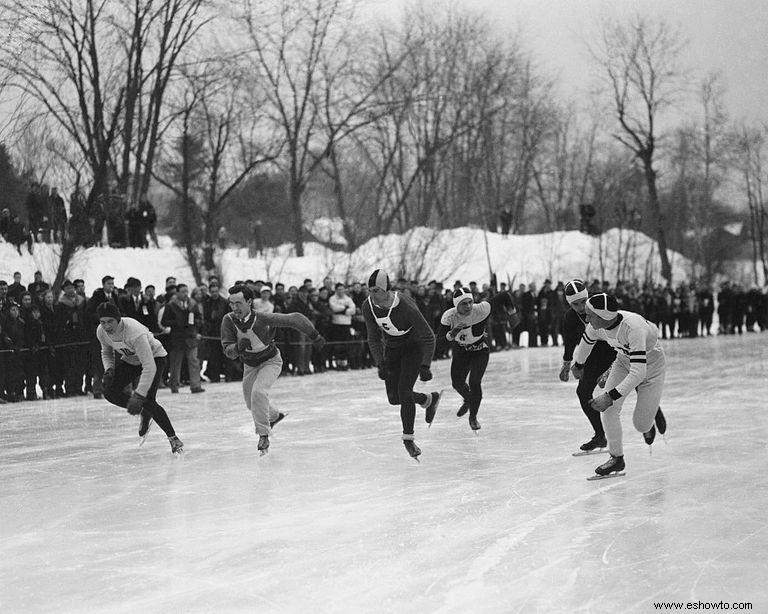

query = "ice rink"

[{"left": 2, "top": 333, "right": 767, "bottom": 613}]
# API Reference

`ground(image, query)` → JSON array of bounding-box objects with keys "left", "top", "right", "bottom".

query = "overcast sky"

[{"left": 372, "top": 0, "right": 768, "bottom": 124}]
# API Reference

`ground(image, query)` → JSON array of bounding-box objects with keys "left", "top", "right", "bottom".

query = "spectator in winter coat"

[
  {"left": 328, "top": 283, "right": 355, "bottom": 370},
  {"left": 160, "top": 283, "right": 205, "bottom": 394},
  {"left": 85, "top": 275, "right": 120, "bottom": 398},
  {"left": 202, "top": 283, "right": 230, "bottom": 383},
  {"left": 55, "top": 280, "right": 87, "bottom": 396},
  {"left": 3, "top": 303, "right": 25, "bottom": 401},
  {"left": 285, "top": 286, "right": 315, "bottom": 375}
]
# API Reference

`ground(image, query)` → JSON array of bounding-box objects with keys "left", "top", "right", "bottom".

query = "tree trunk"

[
  {"left": 289, "top": 178, "right": 305, "bottom": 257},
  {"left": 641, "top": 158, "right": 672, "bottom": 283}
]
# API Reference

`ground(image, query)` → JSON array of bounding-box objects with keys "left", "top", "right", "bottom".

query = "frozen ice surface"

[{"left": 2, "top": 334, "right": 768, "bottom": 613}]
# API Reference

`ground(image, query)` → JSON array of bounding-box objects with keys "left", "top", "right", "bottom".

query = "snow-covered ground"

[
  {"left": 2, "top": 334, "right": 767, "bottom": 612},
  {"left": 1, "top": 226, "right": 692, "bottom": 292}
]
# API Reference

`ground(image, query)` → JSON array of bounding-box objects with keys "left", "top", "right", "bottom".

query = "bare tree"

[
  {"left": 0, "top": 0, "right": 209, "bottom": 288},
  {"left": 589, "top": 14, "right": 687, "bottom": 282},
  {"left": 154, "top": 58, "right": 281, "bottom": 281},
  {"left": 734, "top": 124, "right": 767, "bottom": 284}
]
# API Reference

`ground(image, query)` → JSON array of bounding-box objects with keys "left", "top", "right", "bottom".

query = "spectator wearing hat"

[
  {"left": 23, "top": 303, "right": 48, "bottom": 400},
  {"left": 572, "top": 293, "right": 668, "bottom": 479},
  {"left": 7, "top": 272, "right": 26, "bottom": 304},
  {"left": 84, "top": 275, "right": 119, "bottom": 399}
]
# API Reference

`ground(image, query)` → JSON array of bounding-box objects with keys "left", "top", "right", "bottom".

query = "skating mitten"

[
  {"left": 102, "top": 367, "right": 115, "bottom": 390},
  {"left": 589, "top": 393, "right": 613, "bottom": 413},
  {"left": 571, "top": 362, "right": 584, "bottom": 380},
  {"left": 419, "top": 365, "right": 433, "bottom": 382},
  {"left": 559, "top": 361, "right": 571, "bottom": 382},
  {"left": 597, "top": 368, "right": 610, "bottom": 388},
  {"left": 126, "top": 392, "right": 146, "bottom": 415},
  {"left": 237, "top": 337, "right": 252, "bottom": 352},
  {"left": 377, "top": 364, "right": 389, "bottom": 380}
]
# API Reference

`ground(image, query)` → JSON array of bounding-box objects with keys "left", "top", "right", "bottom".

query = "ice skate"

[
  {"left": 168, "top": 436, "right": 184, "bottom": 455},
  {"left": 468, "top": 416, "right": 481, "bottom": 431},
  {"left": 258, "top": 435, "right": 270, "bottom": 456},
  {"left": 643, "top": 425, "right": 656, "bottom": 446},
  {"left": 402, "top": 438, "right": 421, "bottom": 462},
  {"left": 655, "top": 407, "right": 667, "bottom": 437},
  {"left": 587, "top": 454, "right": 625, "bottom": 481},
  {"left": 572, "top": 434, "right": 607, "bottom": 457},
  {"left": 270, "top": 412, "right": 287, "bottom": 429},
  {"left": 457, "top": 400, "right": 469, "bottom": 418},
  {"left": 138, "top": 414, "right": 153, "bottom": 447},
  {"left": 425, "top": 390, "right": 443, "bottom": 427}
]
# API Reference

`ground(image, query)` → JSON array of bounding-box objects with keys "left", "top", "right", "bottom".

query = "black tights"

[
  {"left": 576, "top": 342, "right": 616, "bottom": 438},
  {"left": 383, "top": 343, "right": 428, "bottom": 435},
  {"left": 450, "top": 348, "right": 489, "bottom": 418},
  {"left": 104, "top": 357, "right": 176, "bottom": 437}
]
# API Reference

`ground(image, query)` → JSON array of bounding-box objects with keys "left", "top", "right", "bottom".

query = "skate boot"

[
  {"left": 168, "top": 436, "right": 184, "bottom": 454},
  {"left": 424, "top": 390, "right": 443, "bottom": 426},
  {"left": 654, "top": 407, "right": 667, "bottom": 435},
  {"left": 643, "top": 425, "right": 656, "bottom": 445},
  {"left": 588, "top": 454, "right": 625, "bottom": 480},
  {"left": 258, "top": 435, "right": 270, "bottom": 455},
  {"left": 138, "top": 414, "right": 154, "bottom": 446},
  {"left": 402, "top": 438, "right": 421, "bottom": 461},
  {"left": 580, "top": 434, "right": 607, "bottom": 452},
  {"left": 468, "top": 416, "right": 481, "bottom": 431},
  {"left": 457, "top": 400, "right": 469, "bottom": 417},
  {"left": 270, "top": 412, "right": 286, "bottom": 429}
]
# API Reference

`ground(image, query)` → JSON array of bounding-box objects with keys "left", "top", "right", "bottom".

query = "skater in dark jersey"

[
  {"left": 362, "top": 269, "right": 441, "bottom": 460},
  {"left": 559, "top": 280, "right": 616, "bottom": 454}
]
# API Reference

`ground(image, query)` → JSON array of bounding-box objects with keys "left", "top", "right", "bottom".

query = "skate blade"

[
  {"left": 587, "top": 471, "right": 625, "bottom": 481},
  {"left": 572, "top": 449, "right": 607, "bottom": 457},
  {"left": 139, "top": 436, "right": 148, "bottom": 447}
]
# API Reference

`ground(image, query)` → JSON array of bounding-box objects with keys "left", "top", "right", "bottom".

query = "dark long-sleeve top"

[
  {"left": 221, "top": 309, "right": 318, "bottom": 368},
  {"left": 561, "top": 308, "right": 587, "bottom": 362},
  {"left": 362, "top": 292, "right": 436, "bottom": 368}
]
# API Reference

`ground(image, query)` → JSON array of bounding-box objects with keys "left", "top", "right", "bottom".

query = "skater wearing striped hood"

[
  {"left": 221, "top": 284, "right": 325, "bottom": 455},
  {"left": 439, "top": 287, "right": 496, "bottom": 431},
  {"left": 572, "top": 294, "right": 667, "bottom": 479},
  {"left": 362, "top": 269, "right": 441, "bottom": 461},
  {"left": 559, "top": 279, "right": 616, "bottom": 455}
]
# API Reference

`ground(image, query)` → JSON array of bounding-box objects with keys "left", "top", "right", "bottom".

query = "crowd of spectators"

[
  {"left": 1, "top": 271, "right": 766, "bottom": 405},
  {"left": 0, "top": 182, "right": 159, "bottom": 253}
]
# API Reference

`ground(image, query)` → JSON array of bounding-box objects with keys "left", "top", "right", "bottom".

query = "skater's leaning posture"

[
  {"left": 95, "top": 302, "right": 183, "bottom": 454},
  {"left": 363, "top": 269, "right": 441, "bottom": 461},
  {"left": 439, "top": 287, "right": 494, "bottom": 431},
  {"left": 221, "top": 284, "right": 325, "bottom": 454},
  {"left": 572, "top": 294, "right": 667, "bottom": 479},
  {"left": 559, "top": 280, "right": 616, "bottom": 454}
]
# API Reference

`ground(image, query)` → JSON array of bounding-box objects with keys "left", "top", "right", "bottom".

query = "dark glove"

[
  {"left": 419, "top": 365, "right": 433, "bottom": 382},
  {"left": 377, "top": 364, "right": 389, "bottom": 380},
  {"left": 126, "top": 392, "right": 146, "bottom": 415},
  {"left": 311, "top": 334, "right": 326, "bottom": 351},
  {"left": 559, "top": 361, "right": 571, "bottom": 382},
  {"left": 102, "top": 367, "right": 115, "bottom": 390},
  {"left": 237, "top": 337, "right": 251, "bottom": 352},
  {"left": 571, "top": 362, "right": 585, "bottom": 380}
]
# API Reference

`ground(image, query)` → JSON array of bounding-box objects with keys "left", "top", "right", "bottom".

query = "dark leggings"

[
  {"left": 104, "top": 357, "right": 176, "bottom": 437},
  {"left": 451, "top": 347, "right": 489, "bottom": 418},
  {"left": 577, "top": 341, "right": 616, "bottom": 438},
  {"left": 383, "top": 343, "right": 428, "bottom": 435}
]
